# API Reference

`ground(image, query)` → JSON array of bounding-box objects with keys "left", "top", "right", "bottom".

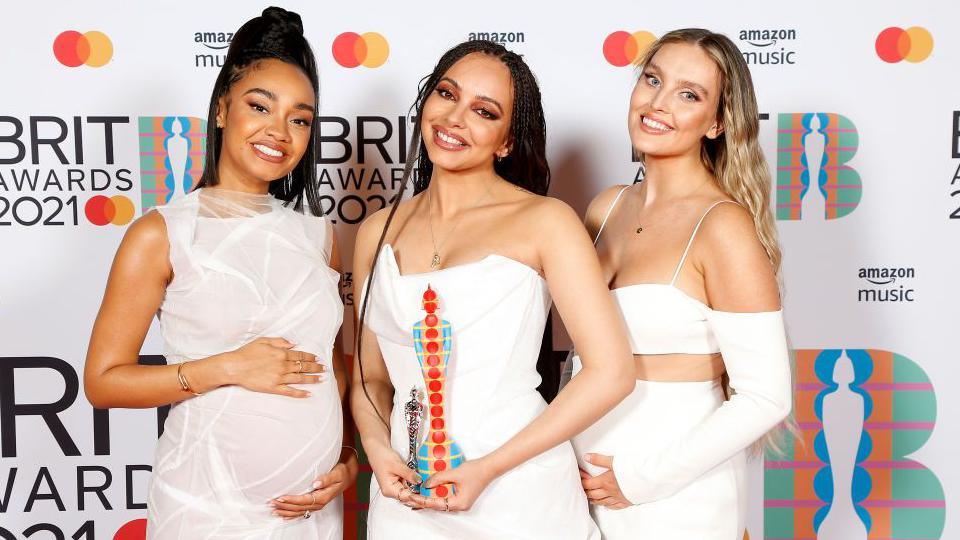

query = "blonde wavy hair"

[{"left": 637, "top": 29, "right": 794, "bottom": 454}]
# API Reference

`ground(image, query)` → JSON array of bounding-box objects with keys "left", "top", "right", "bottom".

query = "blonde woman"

[{"left": 569, "top": 29, "right": 792, "bottom": 539}]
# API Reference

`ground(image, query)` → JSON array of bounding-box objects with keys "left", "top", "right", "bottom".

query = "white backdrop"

[{"left": 0, "top": 1, "right": 955, "bottom": 538}]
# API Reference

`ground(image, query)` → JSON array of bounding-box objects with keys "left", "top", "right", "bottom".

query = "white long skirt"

[{"left": 572, "top": 379, "right": 746, "bottom": 540}]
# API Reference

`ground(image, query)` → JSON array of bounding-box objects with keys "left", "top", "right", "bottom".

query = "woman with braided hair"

[
  {"left": 83, "top": 8, "right": 355, "bottom": 537},
  {"left": 351, "top": 40, "right": 634, "bottom": 538}
]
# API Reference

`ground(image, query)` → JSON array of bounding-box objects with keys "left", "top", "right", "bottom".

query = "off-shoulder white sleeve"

[{"left": 611, "top": 310, "right": 792, "bottom": 504}]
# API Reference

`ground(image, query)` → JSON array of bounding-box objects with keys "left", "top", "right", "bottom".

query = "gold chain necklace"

[{"left": 427, "top": 180, "right": 496, "bottom": 268}]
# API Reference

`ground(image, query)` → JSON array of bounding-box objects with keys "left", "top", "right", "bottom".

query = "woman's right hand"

[
  {"left": 215, "top": 337, "right": 326, "bottom": 398},
  {"left": 366, "top": 440, "right": 426, "bottom": 508}
]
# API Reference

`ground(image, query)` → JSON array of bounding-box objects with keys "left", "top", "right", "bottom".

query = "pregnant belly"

[{"left": 153, "top": 383, "right": 343, "bottom": 504}]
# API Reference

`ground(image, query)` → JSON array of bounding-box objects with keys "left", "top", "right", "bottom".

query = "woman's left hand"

[
  {"left": 271, "top": 448, "right": 360, "bottom": 519},
  {"left": 580, "top": 453, "right": 631, "bottom": 509},
  {"left": 416, "top": 458, "right": 497, "bottom": 513}
]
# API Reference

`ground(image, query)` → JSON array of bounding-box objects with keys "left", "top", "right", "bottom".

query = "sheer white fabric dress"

[
  {"left": 146, "top": 189, "right": 344, "bottom": 539},
  {"left": 361, "top": 244, "right": 599, "bottom": 540}
]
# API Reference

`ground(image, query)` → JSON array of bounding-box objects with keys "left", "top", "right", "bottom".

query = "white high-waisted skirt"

[{"left": 571, "top": 379, "right": 746, "bottom": 540}]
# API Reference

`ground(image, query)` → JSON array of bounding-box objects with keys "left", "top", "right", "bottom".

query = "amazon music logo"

[
  {"left": 857, "top": 266, "right": 916, "bottom": 303},
  {"left": 194, "top": 30, "right": 233, "bottom": 68},
  {"left": 737, "top": 27, "right": 798, "bottom": 66}
]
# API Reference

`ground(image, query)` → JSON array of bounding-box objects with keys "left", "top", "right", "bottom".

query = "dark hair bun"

[{"left": 261, "top": 6, "right": 303, "bottom": 35}]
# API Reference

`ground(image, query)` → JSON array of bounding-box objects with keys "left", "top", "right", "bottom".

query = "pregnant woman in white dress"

[
  {"left": 569, "top": 29, "right": 792, "bottom": 539},
  {"left": 350, "top": 41, "right": 635, "bottom": 539},
  {"left": 83, "top": 8, "right": 356, "bottom": 538}
]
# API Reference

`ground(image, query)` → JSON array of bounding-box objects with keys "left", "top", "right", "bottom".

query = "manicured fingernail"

[
  {"left": 276, "top": 498, "right": 285, "bottom": 503},
  {"left": 268, "top": 501, "right": 276, "bottom": 507},
  {"left": 272, "top": 510, "right": 280, "bottom": 516},
  {"left": 312, "top": 481, "right": 322, "bottom": 489},
  {"left": 413, "top": 474, "right": 422, "bottom": 483}
]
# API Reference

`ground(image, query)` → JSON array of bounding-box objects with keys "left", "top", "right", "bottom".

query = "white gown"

[
  {"left": 362, "top": 244, "right": 599, "bottom": 540},
  {"left": 147, "top": 189, "right": 344, "bottom": 539}
]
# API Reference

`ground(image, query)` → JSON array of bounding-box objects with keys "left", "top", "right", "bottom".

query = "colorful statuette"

[{"left": 412, "top": 285, "right": 464, "bottom": 497}]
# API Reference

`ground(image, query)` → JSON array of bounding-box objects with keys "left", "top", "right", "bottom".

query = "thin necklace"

[
  {"left": 427, "top": 180, "right": 496, "bottom": 268},
  {"left": 634, "top": 178, "right": 711, "bottom": 234}
]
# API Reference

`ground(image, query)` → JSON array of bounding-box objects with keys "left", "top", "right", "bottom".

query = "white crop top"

[{"left": 595, "top": 186, "right": 736, "bottom": 355}]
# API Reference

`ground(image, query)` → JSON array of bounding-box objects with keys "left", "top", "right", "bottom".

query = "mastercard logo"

[
  {"left": 113, "top": 519, "right": 146, "bottom": 540},
  {"left": 85, "top": 195, "right": 135, "bottom": 226},
  {"left": 603, "top": 30, "right": 657, "bottom": 67},
  {"left": 332, "top": 32, "right": 389, "bottom": 68},
  {"left": 53, "top": 30, "right": 113, "bottom": 68},
  {"left": 875, "top": 26, "right": 933, "bottom": 63}
]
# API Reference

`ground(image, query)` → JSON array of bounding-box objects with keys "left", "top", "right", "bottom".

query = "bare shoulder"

[
  {"left": 521, "top": 195, "right": 594, "bottom": 248},
  {"left": 695, "top": 201, "right": 780, "bottom": 311},
  {"left": 585, "top": 184, "right": 631, "bottom": 236},
  {"left": 356, "top": 204, "right": 392, "bottom": 246},
  {"left": 111, "top": 210, "right": 171, "bottom": 281},
  {"left": 696, "top": 201, "right": 764, "bottom": 255},
  {"left": 122, "top": 210, "right": 169, "bottom": 253}
]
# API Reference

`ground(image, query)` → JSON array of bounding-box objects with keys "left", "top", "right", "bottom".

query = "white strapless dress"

[
  {"left": 147, "top": 189, "right": 344, "bottom": 539},
  {"left": 362, "top": 244, "right": 599, "bottom": 540}
]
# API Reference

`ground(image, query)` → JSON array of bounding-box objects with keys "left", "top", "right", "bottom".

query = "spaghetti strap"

[
  {"left": 593, "top": 185, "right": 631, "bottom": 245},
  {"left": 670, "top": 200, "right": 738, "bottom": 285}
]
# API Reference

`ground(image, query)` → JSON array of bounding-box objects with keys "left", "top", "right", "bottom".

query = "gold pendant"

[{"left": 431, "top": 252, "right": 441, "bottom": 268}]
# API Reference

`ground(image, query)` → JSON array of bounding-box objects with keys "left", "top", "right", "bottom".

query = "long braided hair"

[{"left": 356, "top": 40, "right": 551, "bottom": 427}]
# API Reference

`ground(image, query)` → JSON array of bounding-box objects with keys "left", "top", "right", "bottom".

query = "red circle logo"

[
  {"left": 114, "top": 519, "right": 147, "bottom": 540},
  {"left": 603, "top": 31, "right": 657, "bottom": 67},
  {"left": 332, "top": 32, "right": 389, "bottom": 68},
  {"left": 54, "top": 30, "right": 113, "bottom": 67},
  {"left": 85, "top": 195, "right": 135, "bottom": 226},
  {"left": 875, "top": 26, "right": 933, "bottom": 63}
]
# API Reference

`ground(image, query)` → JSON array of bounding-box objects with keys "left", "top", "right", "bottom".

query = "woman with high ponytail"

[
  {"left": 569, "top": 29, "right": 793, "bottom": 538},
  {"left": 84, "top": 8, "right": 355, "bottom": 537}
]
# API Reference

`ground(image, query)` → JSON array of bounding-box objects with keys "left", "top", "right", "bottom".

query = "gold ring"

[
  {"left": 296, "top": 359, "right": 303, "bottom": 374},
  {"left": 310, "top": 492, "right": 317, "bottom": 506},
  {"left": 397, "top": 486, "right": 410, "bottom": 501}
]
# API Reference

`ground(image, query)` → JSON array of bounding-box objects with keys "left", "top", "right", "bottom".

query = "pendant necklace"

[{"left": 427, "top": 180, "right": 496, "bottom": 268}]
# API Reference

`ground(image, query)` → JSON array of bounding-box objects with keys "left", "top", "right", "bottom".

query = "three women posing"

[{"left": 85, "top": 16, "right": 790, "bottom": 539}]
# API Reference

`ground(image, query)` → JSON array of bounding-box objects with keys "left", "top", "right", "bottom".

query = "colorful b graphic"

[
  {"left": 138, "top": 116, "right": 207, "bottom": 212},
  {"left": 776, "top": 113, "right": 862, "bottom": 220},
  {"left": 412, "top": 286, "right": 464, "bottom": 497},
  {"left": 764, "top": 349, "right": 945, "bottom": 539}
]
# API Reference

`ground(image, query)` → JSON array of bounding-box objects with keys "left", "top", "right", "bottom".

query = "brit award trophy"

[{"left": 412, "top": 285, "right": 464, "bottom": 497}]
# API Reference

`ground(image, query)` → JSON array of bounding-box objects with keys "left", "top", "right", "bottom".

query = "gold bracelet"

[
  {"left": 342, "top": 445, "right": 360, "bottom": 461},
  {"left": 177, "top": 362, "right": 202, "bottom": 396}
]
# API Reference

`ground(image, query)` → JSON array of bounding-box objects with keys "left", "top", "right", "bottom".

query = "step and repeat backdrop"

[{"left": 0, "top": 0, "right": 955, "bottom": 538}]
